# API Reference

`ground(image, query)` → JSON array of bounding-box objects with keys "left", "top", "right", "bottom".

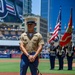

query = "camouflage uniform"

[{"left": 20, "top": 32, "right": 44, "bottom": 75}]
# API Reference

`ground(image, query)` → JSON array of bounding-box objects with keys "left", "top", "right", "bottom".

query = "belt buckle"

[{"left": 29, "top": 51, "right": 33, "bottom": 54}]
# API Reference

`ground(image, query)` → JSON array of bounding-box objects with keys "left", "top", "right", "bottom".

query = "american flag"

[
  {"left": 6, "top": 3, "right": 16, "bottom": 15},
  {"left": 48, "top": 7, "right": 61, "bottom": 43}
]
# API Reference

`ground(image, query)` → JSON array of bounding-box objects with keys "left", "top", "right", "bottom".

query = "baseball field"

[{"left": 0, "top": 58, "right": 75, "bottom": 75}]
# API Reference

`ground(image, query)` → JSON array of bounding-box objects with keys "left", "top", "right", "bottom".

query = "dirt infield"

[{"left": 0, "top": 72, "right": 73, "bottom": 75}]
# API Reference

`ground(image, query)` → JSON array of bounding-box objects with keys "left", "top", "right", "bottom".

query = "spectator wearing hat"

[
  {"left": 49, "top": 41, "right": 56, "bottom": 70},
  {"left": 19, "top": 17, "right": 44, "bottom": 75}
]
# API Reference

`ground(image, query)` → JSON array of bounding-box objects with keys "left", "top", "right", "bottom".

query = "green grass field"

[{"left": 0, "top": 58, "right": 75, "bottom": 74}]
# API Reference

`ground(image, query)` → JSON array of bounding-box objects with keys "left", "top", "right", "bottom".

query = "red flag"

[
  {"left": 48, "top": 7, "right": 61, "bottom": 43},
  {"left": 59, "top": 8, "right": 72, "bottom": 47}
]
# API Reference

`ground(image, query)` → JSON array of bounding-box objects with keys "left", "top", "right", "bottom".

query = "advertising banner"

[
  {"left": 0, "top": 0, "right": 23, "bottom": 23},
  {"left": 11, "top": 53, "right": 21, "bottom": 58},
  {"left": 0, "top": 54, "right": 10, "bottom": 58}
]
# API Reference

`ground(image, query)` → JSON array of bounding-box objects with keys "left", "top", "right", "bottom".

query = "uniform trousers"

[
  {"left": 67, "top": 56, "right": 73, "bottom": 70},
  {"left": 49, "top": 54, "right": 56, "bottom": 69},
  {"left": 20, "top": 52, "right": 38, "bottom": 75},
  {"left": 58, "top": 56, "right": 64, "bottom": 70}
]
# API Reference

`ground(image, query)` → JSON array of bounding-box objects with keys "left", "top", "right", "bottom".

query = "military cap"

[
  {"left": 27, "top": 21, "right": 36, "bottom": 25},
  {"left": 25, "top": 17, "right": 37, "bottom": 25}
]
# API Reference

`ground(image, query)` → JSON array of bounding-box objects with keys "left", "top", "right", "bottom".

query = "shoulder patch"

[{"left": 21, "top": 32, "right": 27, "bottom": 36}]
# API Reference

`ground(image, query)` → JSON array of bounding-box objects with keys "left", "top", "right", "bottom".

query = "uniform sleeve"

[
  {"left": 19, "top": 33, "right": 25, "bottom": 44},
  {"left": 38, "top": 33, "right": 44, "bottom": 46}
]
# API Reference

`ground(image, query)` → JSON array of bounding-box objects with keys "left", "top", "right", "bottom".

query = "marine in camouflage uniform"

[{"left": 19, "top": 18, "right": 44, "bottom": 75}]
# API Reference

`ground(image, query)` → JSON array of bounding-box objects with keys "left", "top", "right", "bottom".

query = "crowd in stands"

[
  {"left": 0, "top": 24, "right": 24, "bottom": 40},
  {"left": 0, "top": 47, "right": 21, "bottom": 54},
  {"left": 0, "top": 31, "right": 23, "bottom": 40},
  {"left": 0, "top": 44, "right": 50, "bottom": 59},
  {"left": 40, "top": 47, "right": 49, "bottom": 58}
]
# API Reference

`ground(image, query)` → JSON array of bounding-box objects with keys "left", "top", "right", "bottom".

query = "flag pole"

[
  {"left": 58, "top": 6, "right": 61, "bottom": 44},
  {"left": 71, "top": 8, "right": 73, "bottom": 43}
]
